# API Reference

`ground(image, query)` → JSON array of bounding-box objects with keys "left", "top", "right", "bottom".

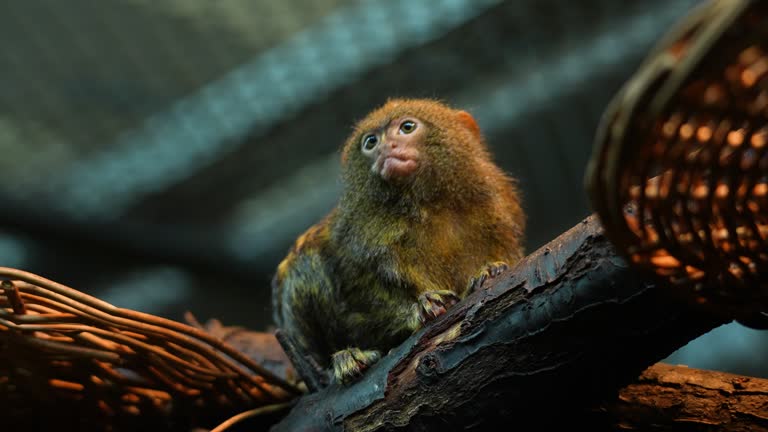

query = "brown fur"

[{"left": 272, "top": 98, "right": 525, "bottom": 384}]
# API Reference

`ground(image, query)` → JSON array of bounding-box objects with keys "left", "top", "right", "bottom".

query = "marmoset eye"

[
  {"left": 362, "top": 134, "right": 378, "bottom": 151},
  {"left": 399, "top": 120, "right": 417, "bottom": 134}
]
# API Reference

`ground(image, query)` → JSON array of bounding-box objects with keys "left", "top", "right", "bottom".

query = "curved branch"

[{"left": 273, "top": 215, "right": 728, "bottom": 431}]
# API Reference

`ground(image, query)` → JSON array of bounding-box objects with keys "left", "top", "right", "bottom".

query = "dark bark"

[
  {"left": 271, "top": 215, "right": 729, "bottom": 431},
  {"left": 606, "top": 363, "right": 768, "bottom": 431}
]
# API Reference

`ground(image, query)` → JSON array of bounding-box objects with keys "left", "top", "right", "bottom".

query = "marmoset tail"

[{"left": 272, "top": 98, "right": 525, "bottom": 385}]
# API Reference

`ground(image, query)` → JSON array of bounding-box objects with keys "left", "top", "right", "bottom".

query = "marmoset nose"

[{"left": 383, "top": 139, "right": 398, "bottom": 151}]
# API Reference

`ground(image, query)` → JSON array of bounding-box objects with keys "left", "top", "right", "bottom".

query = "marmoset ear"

[{"left": 456, "top": 110, "right": 481, "bottom": 137}]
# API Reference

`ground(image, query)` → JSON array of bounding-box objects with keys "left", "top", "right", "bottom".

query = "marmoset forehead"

[
  {"left": 368, "top": 115, "right": 414, "bottom": 134},
  {"left": 353, "top": 99, "right": 453, "bottom": 134}
]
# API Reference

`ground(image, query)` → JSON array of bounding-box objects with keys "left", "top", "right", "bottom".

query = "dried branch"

[{"left": 272, "top": 215, "right": 729, "bottom": 431}]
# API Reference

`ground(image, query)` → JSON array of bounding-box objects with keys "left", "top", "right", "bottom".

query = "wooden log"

[{"left": 606, "top": 363, "right": 768, "bottom": 431}]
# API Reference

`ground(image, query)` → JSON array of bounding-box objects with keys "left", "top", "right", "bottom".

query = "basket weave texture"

[
  {"left": 0, "top": 267, "right": 300, "bottom": 431},
  {"left": 587, "top": 0, "right": 768, "bottom": 316}
]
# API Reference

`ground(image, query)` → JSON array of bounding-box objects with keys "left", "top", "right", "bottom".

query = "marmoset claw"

[
  {"left": 468, "top": 261, "right": 509, "bottom": 293},
  {"left": 416, "top": 289, "right": 460, "bottom": 325},
  {"left": 331, "top": 347, "right": 381, "bottom": 385}
]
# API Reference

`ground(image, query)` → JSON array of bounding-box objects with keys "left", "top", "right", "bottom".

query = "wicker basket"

[
  {"left": 586, "top": 0, "right": 768, "bottom": 321},
  {"left": 0, "top": 267, "right": 301, "bottom": 431}
]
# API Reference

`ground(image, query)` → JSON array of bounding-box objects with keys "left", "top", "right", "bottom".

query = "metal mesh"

[{"left": 1, "top": 0, "right": 767, "bottom": 429}]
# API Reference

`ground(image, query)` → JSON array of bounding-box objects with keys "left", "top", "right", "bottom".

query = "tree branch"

[
  {"left": 606, "top": 363, "right": 768, "bottom": 431},
  {"left": 272, "top": 215, "right": 730, "bottom": 431}
]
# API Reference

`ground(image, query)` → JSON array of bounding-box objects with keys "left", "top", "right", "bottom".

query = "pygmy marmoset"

[{"left": 272, "top": 98, "right": 525, "bottom": 385}]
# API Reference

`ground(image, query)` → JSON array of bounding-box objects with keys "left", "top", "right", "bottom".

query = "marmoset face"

[{"left": 358, "top": 116, "right": 424, "bottom": 181}]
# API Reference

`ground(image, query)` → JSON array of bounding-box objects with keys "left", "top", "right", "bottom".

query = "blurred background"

[{"left": 0, "top": 0, "right": 764, "bottom": 377}]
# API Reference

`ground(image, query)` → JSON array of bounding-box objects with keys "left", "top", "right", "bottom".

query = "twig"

[{"left": 209, "top": 402, "right": 296, "bottom": 432}]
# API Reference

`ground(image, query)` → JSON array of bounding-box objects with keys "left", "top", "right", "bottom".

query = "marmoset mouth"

[
  {"left": 374, "top": 146, "right": 420, "bottom": 180},
  {"left": 380, "top": 154, "right": 418, "bottom": 180}
]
